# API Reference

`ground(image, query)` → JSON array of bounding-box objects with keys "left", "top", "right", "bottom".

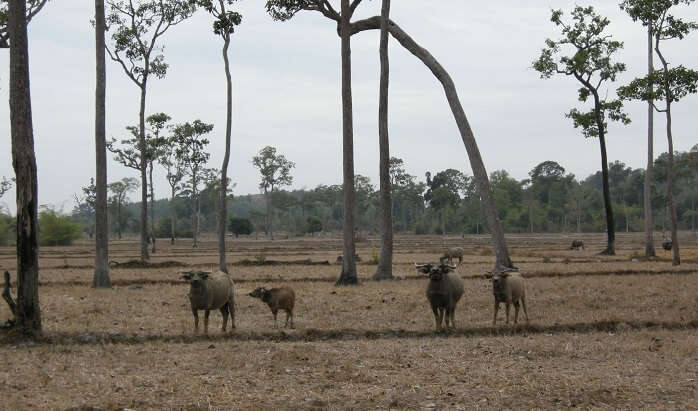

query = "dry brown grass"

[{"left": 0, "top": 233, "right": 696, "bottom": 410}]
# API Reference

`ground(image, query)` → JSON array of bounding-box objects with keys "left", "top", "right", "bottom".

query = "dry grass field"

[{"left": 0, "top": 232, "right": 696, "bottom": 410}]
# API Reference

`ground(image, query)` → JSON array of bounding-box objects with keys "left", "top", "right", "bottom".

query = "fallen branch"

[{"left": 1, "top": 271, "right": 16, "bottom": 328}]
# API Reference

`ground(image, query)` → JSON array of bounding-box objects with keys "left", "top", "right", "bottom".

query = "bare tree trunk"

[
  {"left": 93, "top": 0, "right": 110, "bottom": 288},
  {"left": 218, "top": 32, "right": 232, "bottom": 273},
  {"left": 170, "top": 187, "right": 176, "bottom": 244},
  {"left": 350, "top": 17, "right": 514, "bottom": 270},
  {"left": 138, "top": 83, "right": 150, "bottom": 262},
  {"left": 337, "top": 0, "right": 358, "bottom": 285},
  {"left": 373, "top": 0, "right": 393, "bottom": 281},
  {"left": 149, "top": 161, "right": 156, "bottom": 253},
  {"left": 9, "top": 0, "right": 41, "bottom": 337},
  {"left": 665, "top": 104, "right": 680, "bottom": 265},
  {"left": 644, "top": 26, "right": 656, "bottom": 257},
  {"left": 117, "top": 200, "right": 122, "bottom": 239}
]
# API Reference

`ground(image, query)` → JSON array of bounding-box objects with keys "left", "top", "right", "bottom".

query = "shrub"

[
  {"left": 0, "top": 214, "right": 15, "bottom": 246},
  {"left": 228, "top": 216, "right": 253, "bottom": 238},
  {"left": 154, "top": 217, "right": 192, "bottom": 238},
  {"left": 305, "top": 216, "right": 323, "bottom": 235},
  {"left": 39, "top": 209, "right": 83, "bottom": 246}
]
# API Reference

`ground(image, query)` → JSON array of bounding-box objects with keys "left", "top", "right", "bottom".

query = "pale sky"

[{"left": 1, "top": 1, "right": 697, "bottom": 214}]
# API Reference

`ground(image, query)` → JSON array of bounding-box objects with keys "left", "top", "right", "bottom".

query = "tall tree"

[
  {"left": 252, "top": 146, "right": 295, "bottom": 240},
  {"left": 618, "top": 0, "right": 698, "bottom": 265},
  {"left": 105, "top": 0, "right": 194, "bottom": 262},
  {"left": 173, "top": 120, "right": 213, "bottom": 248},
  {"left": 159, "top": 133, "right": 185, "bottom": 244},
  {"left": 0, "top": 0, "right": 48, "bottom": 48},
  {"left": 108, "top": 177, "right": 139, "bottom": 239},
  {"left": 193, "top": 0, "right": 242, "bottom": 273},
  {"left": 349, "top": 16, "right": 515, "bottom": 271},
  {"left": 8, "top": 0, "right": 41, "bottom": 337},
  {"left": 373, "top": 0, "right": 392, "bottom": 281},
  {"left": 533, "top": 6, "right": 630, "bottom": 255},
  {"left": 266, "top": 0, "right": 363, "bottom": 285},
  {"left": 94, "top": 0, "right": 110, "bottom": 287}
]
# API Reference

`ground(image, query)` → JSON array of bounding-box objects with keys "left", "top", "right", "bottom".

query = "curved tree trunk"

[
  {"left": 372, "top": 0, "right": 393, "bottom": 281},
  {"left": 138, "top": 83, "right": 150, "bottom": 262},
  {"left": 336, "top": 0, "right": 358, "bottom": 285},
  {"left": 350, "top": 17, "right": 514, "bottom": 270},
  {"left": 9, "top": 0, "right": 41, "bottom": 337},
  {"left": 218, "top": 33, "right": 233, "bottom": 273},
  {"left": 597, "top": 126, "right": 616, "bottom": 255},
  {"left": 665, "top": 104, "right": 680, "bottom": 265},
  {"left": 644, "top": 26, "right": 656, "bottom": 257},
  {"left": 93, "top": 0, "right": 111, "bottom": 288}
]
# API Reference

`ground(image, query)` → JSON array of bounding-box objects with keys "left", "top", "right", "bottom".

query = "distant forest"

[{"left": 45, "top": 145, "right": 693, "bottom": 241}]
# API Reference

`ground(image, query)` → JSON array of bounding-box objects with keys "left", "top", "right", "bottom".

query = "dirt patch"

[{"left": 108, "top": 260, "right": 188, "bottom": 269}]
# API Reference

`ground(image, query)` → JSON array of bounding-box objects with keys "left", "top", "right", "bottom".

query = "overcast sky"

[{"left": 1, "top": 1, "right": 697, "bottom": 214}]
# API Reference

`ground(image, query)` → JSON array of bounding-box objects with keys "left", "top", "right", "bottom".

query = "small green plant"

[
  {"left": 369, "top": 247, "right": 379, "bottom": 265},
  {"left": 254, "top": 248, "right": 267, "bottom": 264}
]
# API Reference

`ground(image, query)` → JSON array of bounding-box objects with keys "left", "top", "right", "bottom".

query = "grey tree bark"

[
  {"left": 218, "top": 30, "right": 233, "bottom": 273},
  {"left": 169, "top": 186, "right": 176, "bottom": 244},
  {"left": 9, "top": 0, "right": 41, "bottom": 336},
  {"left": 138, "top": 80, "right": 150, "bottom": 262},
  {"left": 149, "top": 161, "right": 156, "bottom": 253},
  {"left": 350, "top": 17, "right": 515, "bottom": 270},
  {"left": 93, "top": 0, "right": 111, "bottom": 288},
  {"left": 593, "top": 93, "right": 616, "bottom": 256},
  {"left": 336, "top": 0, "right": 359, "bottom": 285},
  {"left": 372, "top": 0, "right": 393, "bottom": 281},
  {"left": 644, "top": 26, "right": 656, "bottom": 258}
]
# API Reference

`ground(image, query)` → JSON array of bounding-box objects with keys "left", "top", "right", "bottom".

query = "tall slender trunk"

[
  {"left": 117, "top": 200, "right": 122, "bottom": 239},
  {"left": 656, "top": 41, "right": 680, "bottom": 265},
  {"left": 644, "top": 26, "right": 656, "bottom": 257},
  {"left": 149, "top": 161, "right": 156, "bottom": 253},
  {"left": 138, "top": 82, "right": 150, "bottom": 262},
  {"left": 373, "top": 0, "right": 392, "bottom": 281},
  {"left": 170, "top": 186, "right": 176, "bottom": 244},
  {"left": 218, "top": 33, "right": 233, "bottom": 273},
  {"left": 592, "top": 93, "right": 615, "bottom": 255},
  {"left": 93, "top": 0, "right": 110, "bottom": 288},
  {"left": 9, "top": 0, "right": 41, "bottom": 336},
  {"left": 350, "top": 18, "right": 513, "bottom": 270},
  {"left": 337, "top": 0, "right": 358, "bottom": 285}
]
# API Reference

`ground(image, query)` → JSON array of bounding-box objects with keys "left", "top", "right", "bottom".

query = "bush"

[
  {"left": 413, "top": 219, "right": 430, "bottom": 235},
  {"left": 39, "top": 209, "right": 83, "bottom": 246},
  {"left": 0, "top": 214, "right": 15, "bottom": 246},
  {"left": 228, "top": 216, "right": 253, "bottom": 238},
  {"left": 305, "top": 216, "right": 323, "bottom": 235},
  {"left": 154, "top": 217, "right": 192, "bottom": 238}
]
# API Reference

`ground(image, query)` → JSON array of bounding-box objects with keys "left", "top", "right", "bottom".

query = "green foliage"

[
  {"left": 39, "top": 209, "right": 83, "bottom": 246},
  {"left": 228, "top": 216, "right": 253, "bottom": 237},
  {"left": 0, "top": 176, "right": 13, "bottom": 199},
  {"left": 0, "top": 214, "right": 15, "bottom": 246},
  {"left": 252, "top": 146, "right": 295, "bottom": 193},
  {"left": 533, "top": 6, "right": 630, "bottom": 138},
  {"left": 618, "top": 65, "right": 698, "bottom": 104},
  {"left": 305, "top": 216, "right": 322, "bottom": 235},
  {"left": 192, "top": 0, "right": 242, "bottom": 36}
]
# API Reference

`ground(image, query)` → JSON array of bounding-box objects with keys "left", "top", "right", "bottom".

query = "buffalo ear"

[
  {"left": 200, "top": 272, "right": 211, "bottom": 280},
  {"left": 181, "top": 272, "right": 194, "bottom": 281}
]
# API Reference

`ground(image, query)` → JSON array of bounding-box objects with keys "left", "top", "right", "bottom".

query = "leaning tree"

[
  {"left": 105, "top": 0, "right": 194, "bottom": 262},
  {"left": 533, "top": 6, "right": 630, "bottom": 255},
  {"left": 266, "top": 1, "right": 516, "bottom": 273},
  {"left": 618, "top": 0, "right": 698, "bottom": 266},
  {"left": 192, "top": 0, "right": 242, "bottom": 272}
]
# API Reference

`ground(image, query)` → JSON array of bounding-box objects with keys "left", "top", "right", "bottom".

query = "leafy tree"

[
  {"left": 305, "top": 216, "right": 323, "bottom": 235},
  {"left": 94, "top": 0, "right": 110, "bottom": 287},
  {"left": 173, "top": 120, "right": 213, "bottom": 248},
  {"left": 105, "top": 0, "right": 194, "bottom": 262},
  {"left": 618, "top": 0, "right": 698, "bottom": 265},
  {"left": 425, "top": 169, "right": 466, "bottom": 234},
  {"left": 7, "top": 0, "right": 41, "bottom": 336},
  {"left": 252, "top": 146, "right": 295, "bottom": 240},
  {"left": 159, "top": 130, "right": 185, "bottom": 244},
  {"left": 0, "top": 0, "right": 48, "bottom": 48},
  {"left": 228, "top": 216, "right": 252, "bottom": 238},
  {"left": 0, "top": 176, "right": 14, "bottom": 199},
  {"left": 38, "top": 208, "right": 83, "bottom": 246},
  {"left": 533, "top": 6, "right": 631, "bottom": 255},
  {"left": 108, "top": 177, "right": 139, "bottom": 239},
  {"left": 373, "top": 0, "right": 393, "bottom": 280},
  {"left": 72, "top": 178, "right": 97, "bottom": 238},
  {"left": 193, "top": 0, "right": 242, "bottom": 272}
]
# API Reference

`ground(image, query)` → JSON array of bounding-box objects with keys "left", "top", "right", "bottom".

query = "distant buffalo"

[
  {"left": 569, "top": 240, "right": 584, "bottom": 250},
  {"left": 662, "top": 239, "right": 672, "bottom": 251}
]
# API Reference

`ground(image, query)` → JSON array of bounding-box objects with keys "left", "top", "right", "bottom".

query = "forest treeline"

[{"left": 56, "top": 146, "right": 697, "bottom": 242}]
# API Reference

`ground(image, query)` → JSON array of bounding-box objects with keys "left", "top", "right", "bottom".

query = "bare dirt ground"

[{"left": 0, "top": 232, "right": 696, "bottom": 410}]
